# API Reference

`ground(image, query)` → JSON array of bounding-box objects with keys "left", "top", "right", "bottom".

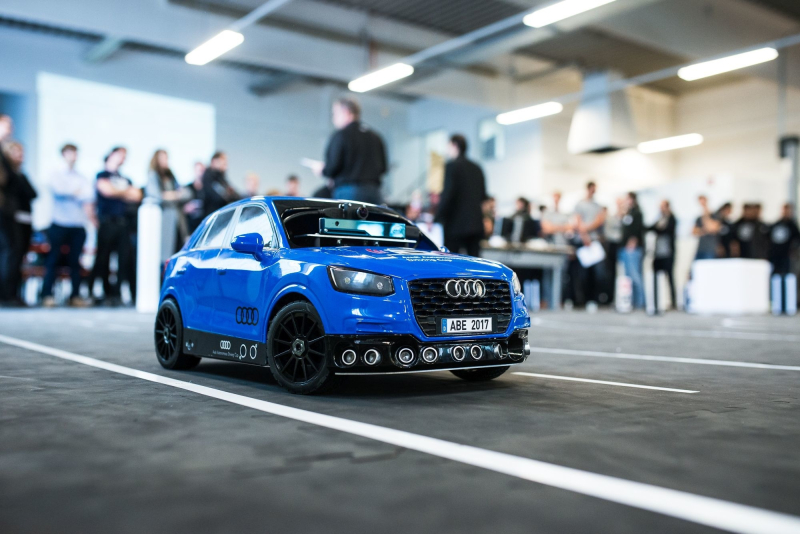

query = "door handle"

[
  {"left": 217, "top": 268, "right": 227, "bottom": 275},
  {"left": 176, "top": 268, "right": 187, "bottom": 275}
]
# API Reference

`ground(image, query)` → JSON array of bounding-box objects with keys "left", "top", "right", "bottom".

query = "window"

[
  {"left": 232, "top": 205, "right": 275, "bottom": 247},
  {"left": 202, "top": 209, "right": 235, "bottom": 249}
]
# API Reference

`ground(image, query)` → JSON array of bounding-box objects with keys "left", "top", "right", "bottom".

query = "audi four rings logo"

[
  {"left": 445, "top": 279, "right": 485, "bottom": 298},
  {"left": 220, "top": 340, "right": 231, "bottom": 350},
  {"left": 236, "top": 307, "right": 260, "bottom": 325}
]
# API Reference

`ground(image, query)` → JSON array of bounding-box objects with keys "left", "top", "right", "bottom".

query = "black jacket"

[
  {"left": 647, "top": 213, "right": 676, "bottom": 259},
  {"left": 201, "top": 168, "right": 239, "bottom": 217},
  {"left": 501, "top": 214, "right": 540, "bottom": 243},
  {"left": 434, "top": 155, "right": 487, "bottom": 238},
  {"left": 323, "top": 121, "right": 387, "bottom": 187},
  {"left": 621, "top": 205, "right": 645, "bottom": 248}
]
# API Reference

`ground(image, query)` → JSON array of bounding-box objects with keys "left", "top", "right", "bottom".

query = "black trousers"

[
  {"left": 652, "top": 256, "right": 676, "bottom": 310},
  {"left": 5, "top": 221, "right": 32, "bottom": 302},
  {"left": 90, "top": 219, "right": 131, "bottom": 299},
  {"left": 444, "top": 234, "right": 482, "bottom": 257},
  {"left": 42, "top": 224, "right": 87, "bottom": 299}
]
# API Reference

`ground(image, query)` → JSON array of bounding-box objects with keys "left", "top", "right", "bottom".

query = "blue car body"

[{"left": 158, "top": 197, "right": 530, "bottom": 384}]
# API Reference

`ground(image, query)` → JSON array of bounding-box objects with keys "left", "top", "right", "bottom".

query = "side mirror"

[{"left": 231, "top": 233, "right": 266, "bottom": 260}]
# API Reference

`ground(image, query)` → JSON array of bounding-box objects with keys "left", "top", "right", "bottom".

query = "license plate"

[{"left": 440, "top": 317, "right": 492, "bottom": 334}]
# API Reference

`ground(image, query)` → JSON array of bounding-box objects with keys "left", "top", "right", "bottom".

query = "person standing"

[
  {"left": 90, "top": 147, "right": 142, "bottom": 306},
  {"left": 693, "top": 195, "right": 721, "bottom": 260},
  {"left": 184, "top": 161, "right": 206, "bottom": 235},
  {"left": 202, "top": 151, "right": 239, "bottom": 218},
  {"left": 1, "top": 140, "right": 37, "bottom": 305},
  {"left": 769, "top": 203, "right": 800, "bottom": 275},
  {"left": 619, "top": 192, "right": 645, "bottom": 310},
  {"left": 574, "top": 181, "right": 606, "bottom": 307},
  {"left": 603, "top": 197, "right": 625, "bottom": 304},
  {"left": 541, "top": 192, "right": 571, "bottom": 246},
  {"left": 0, "top": 114, "right": 15, "bottom": 303},
  {"left": 285, "top": 175, "right": 301, "bottom": 197},
  {"left": 434, "top": 134, "right": 487, "bottom": 256},
  {"left": 648, "top": 199, "right": 677, "bottom": 311},
  {"left": 501, "top": 197, "right": 540, "bottom": 244},
  {"left": 716, "top": 202, "right": 734, "bottom": 258},
  {"left": 312, "top": 98, "right": 387, "bottom": 204},
  {"left": 145, "top": 149, "right": 186, "bottom": 262},
  {"left": 42, "top": 144, "right": 95, "bottom": 307}
]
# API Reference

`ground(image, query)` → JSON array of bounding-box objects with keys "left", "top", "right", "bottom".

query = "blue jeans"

[
  {"left": 332, "top": 184, "right": 383, "bottom": 205},
  {"left": 619, "top": 247, "right": 645, "bottom": 309}
]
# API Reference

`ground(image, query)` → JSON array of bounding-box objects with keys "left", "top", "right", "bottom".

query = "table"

[{"left": 480, "top": 243, "right": 573, "bottom": 310}]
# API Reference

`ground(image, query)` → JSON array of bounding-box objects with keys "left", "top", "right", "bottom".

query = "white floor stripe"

[
  {"left": 531, "top": 347, "right": 800, "bottom": 371},
  {"left": 513, "top": 372, "right": 698, "bottom": 393},
  {"left": 535, "top": 319, "right": 800, "bottom": 342},
  {"left": 1, "top": 334, "right": 799, "bottom": 534}
]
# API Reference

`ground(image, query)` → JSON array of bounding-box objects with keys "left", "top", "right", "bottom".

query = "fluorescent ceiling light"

[
  {"left": 678, "top": 48, "right": 778, "bottom": 81},
  {"left": 523, "top": 0, "right": 617, "bottom": 28},
  {"left": 185, "top": 30, "right": 244, "bottom": 66},
  {"left": 496, "top": 102, "right": 563, "bottom": 125},
  {"left": 638, "top": 133, "right": 703, "bottom": 154},
  {"left": 348, "top": 63, "right": 414, "bottom": 93}
]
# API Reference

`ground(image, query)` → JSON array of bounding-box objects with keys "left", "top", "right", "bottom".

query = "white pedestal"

[
  {"left": 136, "top": 201, "right": 162, "bottom": 314},
  {"left": 689, "top": 259, "right": 770, "bottom": 315}
]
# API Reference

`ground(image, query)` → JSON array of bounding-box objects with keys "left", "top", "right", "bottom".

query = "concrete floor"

[{"left": 1, "top": 308, "right": 799, "bottom": 533}]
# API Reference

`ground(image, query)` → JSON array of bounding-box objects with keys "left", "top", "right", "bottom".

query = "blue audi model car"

[{"left": 155, "top": 197, "right": 531, "bottom": 394}]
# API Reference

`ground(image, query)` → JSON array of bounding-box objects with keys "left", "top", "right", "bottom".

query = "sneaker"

[
  {"left": 69, "top": 297, "right": 91, "bottom": 308},
  {"left": 586, "top": 301, "right": 598, "bottom": 313},
  {"left": 42, "top": 296, "right": 57, "bottom": 308}
]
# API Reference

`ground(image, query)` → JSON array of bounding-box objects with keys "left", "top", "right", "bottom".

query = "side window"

[
  {"left": 232, "top": 205, "right": 275, "bottom": 247},
  {"left": 202, "top": 209, "right": 235, "bottom": 249}
]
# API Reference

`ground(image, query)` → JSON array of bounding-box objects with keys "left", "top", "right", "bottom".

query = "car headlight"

[
  {"left": 328, "top": 267, "right": 394, "bottom": 296},
  {"left": 512, "top": 272, "right": 522, "bottom": 296}
]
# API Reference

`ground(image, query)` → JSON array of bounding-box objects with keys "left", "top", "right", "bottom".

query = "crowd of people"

[{"left": 0, "top": 97, "right": 389, "bottom": 307}]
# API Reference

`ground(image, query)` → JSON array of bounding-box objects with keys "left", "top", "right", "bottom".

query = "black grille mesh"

[{"left": 408, "top": 278, "right": 512, "bottom": 336}]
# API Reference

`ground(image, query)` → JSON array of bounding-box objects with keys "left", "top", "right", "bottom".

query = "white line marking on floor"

[
  {"left": 530, "top": 347, "right": 800, "bottom": 371},
  {"left": 534, "top": 319, "right": 800, "bottom": 342},
  {"left": 513, "top": 372, "right": 698, "bottom": 393},
  {"left": 1, "top": 334, "right": 799, "bottom": 534},
  {"left": 0, "top": 374, "right": 34, "bottom": 380}
]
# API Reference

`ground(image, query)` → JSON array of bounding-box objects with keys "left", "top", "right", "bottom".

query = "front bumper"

[{"left": 327, "top": 329, "right": 530, "bottom": 375}]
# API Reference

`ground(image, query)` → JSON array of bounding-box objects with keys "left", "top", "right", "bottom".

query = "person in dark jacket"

[
  {"left": 619, "top": 191, "right": 645, "bottom": 309},
  {"left": 733, "top": 203, "right": 769, "bottom": 259},
  {"left": 648, "top": 199, "right": 677, "bottom": 311},
  {"left": 1, "top": 140, "right": 37, "bottom": 305},
  {"left": 312, "top": 98, "right": 386, "bottom": 204},
  {"left": 501, "top": 197, "right": 540, "bottom": 243},
  {"left": 434, "top": 134, "right": 487, "bottom": 257},
  {"left": 769, "top": 203, "right": 800, "bottom": 275},
  {"left": 0, "top": 114, "right": 15, "bottom": 303},
  {"left": 201, "top": 151, "right": 239, "bottom": 218}
]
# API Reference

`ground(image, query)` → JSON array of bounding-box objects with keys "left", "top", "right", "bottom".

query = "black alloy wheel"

[
  {"left": 154, "top": 299, "right": 200, "bottom": 370},
  {"left": 267, "top": 301, "right": 333, "bottom": 394},
  {"left": 450, "top": 365, "right": 510, "bottom": 382}
]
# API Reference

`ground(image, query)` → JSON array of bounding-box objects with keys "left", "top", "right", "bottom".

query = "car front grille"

[{"left": 408, "top": 278, "right": 512, "bottom": 337}]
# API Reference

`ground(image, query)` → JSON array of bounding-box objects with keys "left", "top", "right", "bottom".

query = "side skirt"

[{"left": 183, "top": 328, "right": 267, "bottom": 366}]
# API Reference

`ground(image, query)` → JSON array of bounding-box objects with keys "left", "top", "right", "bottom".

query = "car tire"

[
  {"left": 267, "top": 301, "right": 334, "bottom": 395},
  {"left": 154, "top": 299, "right": 201, "bottom": 370},
  {"left": 450, "top": 366, "right": 510, "bottom": 382}
]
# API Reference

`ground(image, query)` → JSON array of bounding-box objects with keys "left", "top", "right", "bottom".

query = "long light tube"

[
  {"left": 523, "top": 0, "right": 617, "bottom": 28},
  {"left": 678, "top": 48, "right": 778, "bottom": 81},
  {"left": 185, "top": 30, "right": 245, "bottom": 66},
  {"left": 638, "top": 133, "right": 703, "bottom": 154},
  {"left": 496, "top": 102, "right": 563, "bottom": 125},
  {"left": 348, "top": 63, "right": 414, "bottom": 93}
]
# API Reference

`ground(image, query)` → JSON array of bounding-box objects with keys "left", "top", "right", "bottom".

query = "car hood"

[{"left": 290, "top": 246, "right": 511, "bottom": 280}]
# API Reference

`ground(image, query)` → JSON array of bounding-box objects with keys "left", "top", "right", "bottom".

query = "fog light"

[
  {"left": 341, "top": 349, "right": 357, "bottom": 366},
  {"left": 421, "top": 347, "right": 438, "bottom": 363},
  {"left": 470, "top": 345, "right": 483, "bottom": 360},
  {"left": 397, "top": 347, "right": 415, "bottom": 366},
  {"left": 452, "top": 345, "right": 465, "bottom": 362},
  {"left": 364, "top": 349, "right": 381, "bottom": 366}
]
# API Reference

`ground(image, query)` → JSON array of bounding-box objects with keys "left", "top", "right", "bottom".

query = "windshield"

[{"left": 273, "top": 199, "right": 438, "bottom": 250}]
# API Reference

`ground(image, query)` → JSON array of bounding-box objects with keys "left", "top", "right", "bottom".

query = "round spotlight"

[
  {"left": 421, "top": 347, "right": 438, "bottom": 364},
  {"left": 452, "top": 345, "right": 466, "bottom": 362},
  {"left": 397, "top": 347, "right": 415, "bottom": 366},
  {"left": 470, "top": 345, "right": 483, "bottom": 360},
  {"left": 364, "top": 349, "right": 381, "bottom": 366},
  {"left": 341, "top": 349, "right": 357, "bottom": 366}
]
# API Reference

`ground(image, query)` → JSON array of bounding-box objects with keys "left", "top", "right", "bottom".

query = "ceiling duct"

[{"left": 568, "top": 71, "right": 637, "bottom": 154}]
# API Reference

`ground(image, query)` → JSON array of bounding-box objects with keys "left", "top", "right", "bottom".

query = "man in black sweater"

[
  {"left": 434, "top": 134, "right": 487, "bottom": 257},
  {"left": 314, "top": 98, "right": 387, "bottom": 205}
]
